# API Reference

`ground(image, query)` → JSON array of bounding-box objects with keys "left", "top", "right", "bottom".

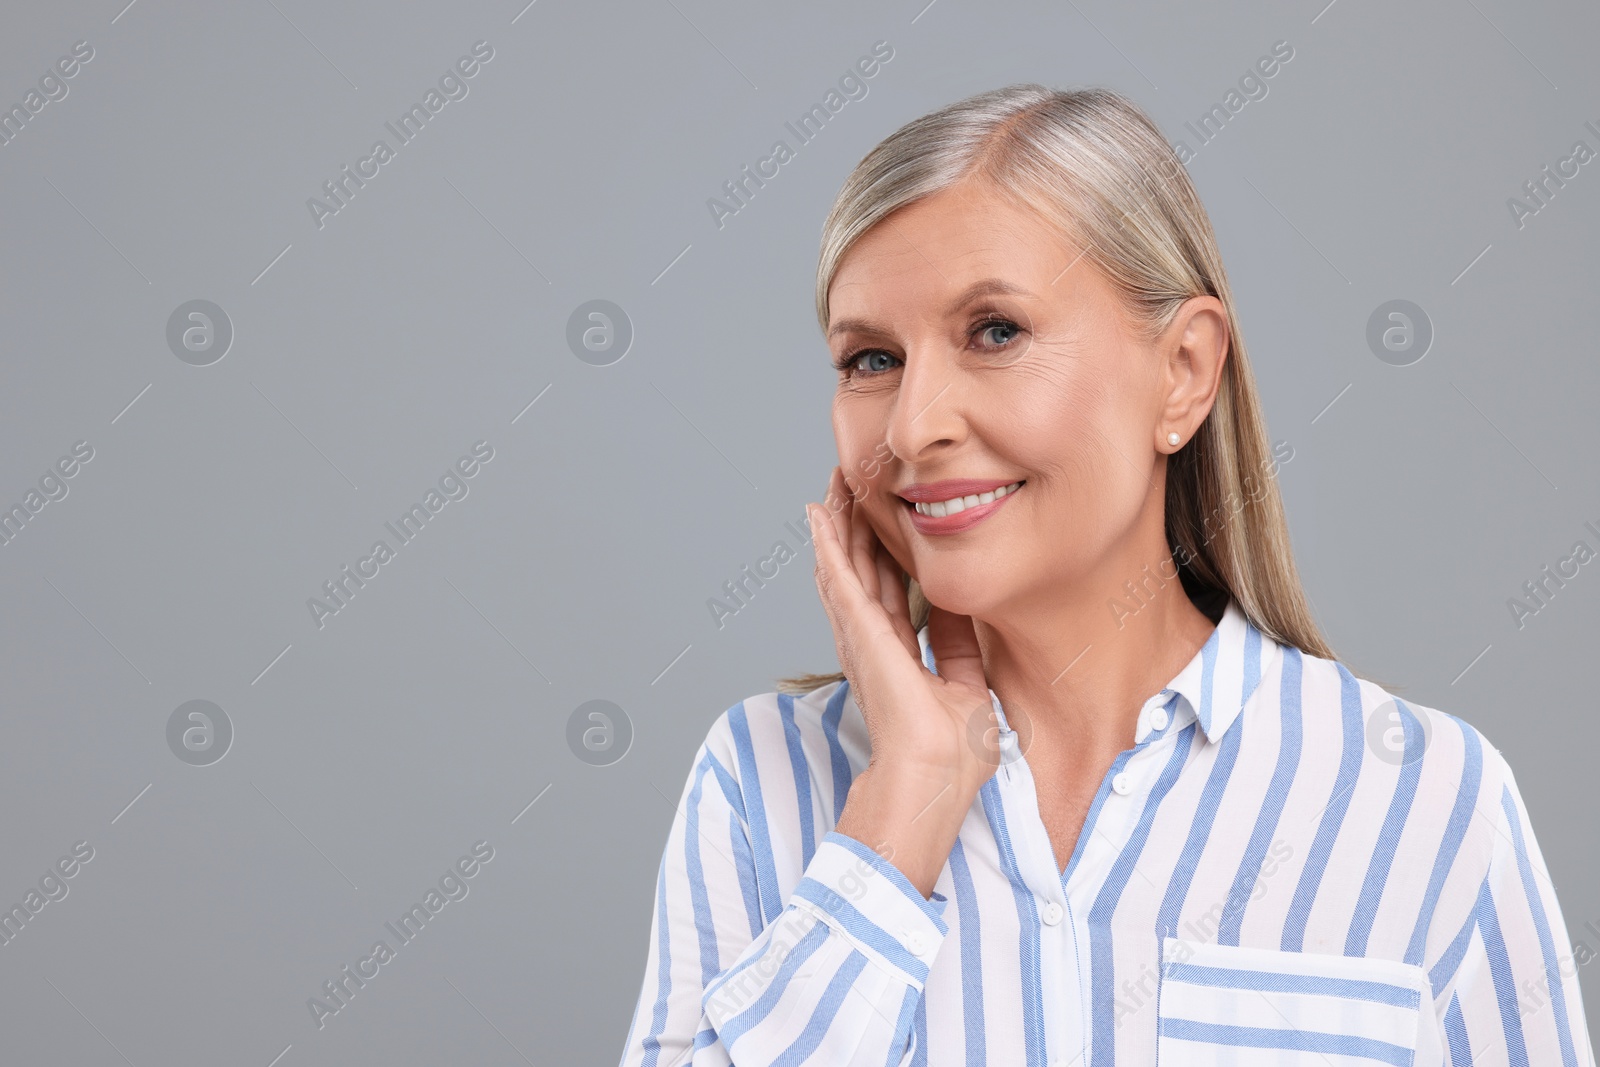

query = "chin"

[{"left": 913, "top": 567, "right": 1012, "bottom": 621}]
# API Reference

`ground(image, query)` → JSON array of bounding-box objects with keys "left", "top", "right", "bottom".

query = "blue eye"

[
  {"left": 976, "top": 320, "right": 1019, "bottom": 348},
  {"left": 833, "top": 316, "right": 1024, "bottom": 379},
  {"left": 835, "top": 349, "right": 900, "bottom": 377}
]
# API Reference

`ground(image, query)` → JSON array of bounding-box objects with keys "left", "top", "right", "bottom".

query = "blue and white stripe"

[{"left": 618, "top": 599, "right": 1594, "bottom": 1065}]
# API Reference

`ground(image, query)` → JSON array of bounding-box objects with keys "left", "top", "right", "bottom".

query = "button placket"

[{"left": 989, "top": 728, "right": 1078, "bottom": 1067}]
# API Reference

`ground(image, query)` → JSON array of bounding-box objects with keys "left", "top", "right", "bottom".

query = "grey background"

[{"left": 1, "top": 0, "right": 1595, "bottom": 1063}]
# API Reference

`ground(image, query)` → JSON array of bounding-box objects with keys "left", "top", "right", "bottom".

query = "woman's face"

[{"left": 825, "top": 178, "right": 1223, "bottom": 620}]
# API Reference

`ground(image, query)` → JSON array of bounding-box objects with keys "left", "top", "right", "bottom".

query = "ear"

[{"left": 1156, "top": 295, "right": 1229, "bottom": 452}]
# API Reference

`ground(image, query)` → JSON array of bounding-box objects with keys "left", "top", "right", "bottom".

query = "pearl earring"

[{"left": 1167, "top": 432, "right": 1181, "bottom": 447}]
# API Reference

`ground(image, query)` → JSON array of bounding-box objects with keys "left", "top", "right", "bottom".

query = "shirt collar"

[
  {"left": 915, "top": 598, "right": 1278, "bottom": 746},
  {"left": 1164, "top": 598, "right": 1278, "bottom": 744}
]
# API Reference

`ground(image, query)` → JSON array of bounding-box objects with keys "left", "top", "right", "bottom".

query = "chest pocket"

[{"left": 1155, "top": 936, "right": 1428, "bottom": 1066}]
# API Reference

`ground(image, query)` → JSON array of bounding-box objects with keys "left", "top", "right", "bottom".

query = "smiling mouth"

[{"left": 907, "top": 480, "right": 1025, "bottom": 518}]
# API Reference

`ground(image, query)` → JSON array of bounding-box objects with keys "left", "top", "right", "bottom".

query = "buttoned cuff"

[{"left": 791, "top": 830, "right": 950, "bottom": 986}]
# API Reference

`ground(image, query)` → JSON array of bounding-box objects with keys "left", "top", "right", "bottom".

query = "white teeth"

[{"left": 915, "top": 481, "right": 1022, "bottom": 517}]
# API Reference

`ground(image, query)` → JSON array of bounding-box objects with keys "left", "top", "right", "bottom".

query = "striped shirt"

[{"left": 619, "top": 599, "right": 1594, "bottom": 1066}]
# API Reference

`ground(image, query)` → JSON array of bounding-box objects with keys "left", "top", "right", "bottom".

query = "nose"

[{"left": 883, "top": 344, "right": 965, "bottom": 464}]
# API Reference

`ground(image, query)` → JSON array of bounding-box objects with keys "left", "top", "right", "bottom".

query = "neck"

[{"left": 971, "top": 540, "right": 1218, "bottom": 764}]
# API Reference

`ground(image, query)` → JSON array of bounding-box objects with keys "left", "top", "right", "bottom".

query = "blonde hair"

[{"left": 777, "top": 83, "right": 1333, "bottom": 695}]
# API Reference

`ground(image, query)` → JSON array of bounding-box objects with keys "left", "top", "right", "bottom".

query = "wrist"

[{"left": 835, "top": 762, "right": 973, "bottom": 897}]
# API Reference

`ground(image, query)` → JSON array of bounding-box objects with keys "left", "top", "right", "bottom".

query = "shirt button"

[
  {"left": 1111, "top": 772, "right": 1132, "bottom": 795},
  {"left": 905, "top": 931, "right": 927, "bottom": 956},
  {"left": 1041, "top": 901, "right": 1063, "bottom": 925},
  {"left": 1150, "top": 707, "right": 1169, "bottom": 730}
]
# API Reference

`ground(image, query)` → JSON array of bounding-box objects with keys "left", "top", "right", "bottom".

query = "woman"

[{"left": 618, "top": 85, "right": 1593, "bottom": 1066}]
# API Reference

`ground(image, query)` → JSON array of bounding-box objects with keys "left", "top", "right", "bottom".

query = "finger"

[
  {"left": 809, "top": 499, "right": 902, "bottom": 660},
  {"left": 807, "top": 501, "right": 869, "bottom": 636},
  {"left": 826, "top": 466, "right": 876, "bottom": 603},
  {"left": 873, "top": 541, "right": 918, "bottom": 654},
  {"left": 926, "top": 604, "right": 987, "bottom": 692},
  {"left": 822, "top": 468, "right": 856, "bottom": 593},
  {"left": 809, "top": 501, "right": 899, "bottom": 694},
  {"left": 823, "top": 466, "right": 852, "bottom": 551},
  {"left": 806, "top": 502, "right": 855, "bottom": 670},
  {"left": 847, "top": 475, "right": 881, "bottom": 605}
]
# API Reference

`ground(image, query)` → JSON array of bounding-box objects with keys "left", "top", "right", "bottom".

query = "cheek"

[
  {"left": 997, "top": 369, "right": 1106, "bottom": 471},
  {"left": 832, "top": 400, "right": 889, "bottom": 485},
  {"left": 1005, "top": 370, "right": 1148, "bottom": 510},
  {"left": 830, "top": 402, "right": 909, "bottom": 556},
  {"left": 830, "top": 395, "right": 863, "bottom": 451}
]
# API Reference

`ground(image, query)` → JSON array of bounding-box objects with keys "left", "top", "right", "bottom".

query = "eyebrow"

[{"left": 827, "top": 278, "right": 1035, "bottom": 338}]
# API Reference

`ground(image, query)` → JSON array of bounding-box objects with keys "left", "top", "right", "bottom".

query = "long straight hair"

[{"left": 777, "top": 84, "right": 1333, "bottom": 694}]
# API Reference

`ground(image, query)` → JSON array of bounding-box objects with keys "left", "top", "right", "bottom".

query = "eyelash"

[{"left": 833, "top": 316, "right": 1023, "bottom": 378}]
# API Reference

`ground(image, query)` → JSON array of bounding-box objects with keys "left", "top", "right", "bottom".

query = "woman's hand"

[{"left": 807, "top": 467, "right": 1004, "bottom": 891}]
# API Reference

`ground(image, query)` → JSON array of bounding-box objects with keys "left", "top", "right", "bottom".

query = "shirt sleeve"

[
  {"left": 617, "top": 716, "right": 951, "bottom": 1067},
  {"left": 1431, "top": 748, "right": 1595, "bottom": 1066}
]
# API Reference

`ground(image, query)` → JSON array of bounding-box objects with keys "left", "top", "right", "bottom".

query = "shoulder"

[
  {"left": 1352, "top": 663, "right": 1512, "bottom": 798},
  {"left": 1286, "top": 646, "right": 1518, "bottom": 857},
  {"left": 1276, "top": 647, "right": 1505, "bottom": 771},
  {"left": 697, "top": 680, "right": 863, "bottom": 799}
]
